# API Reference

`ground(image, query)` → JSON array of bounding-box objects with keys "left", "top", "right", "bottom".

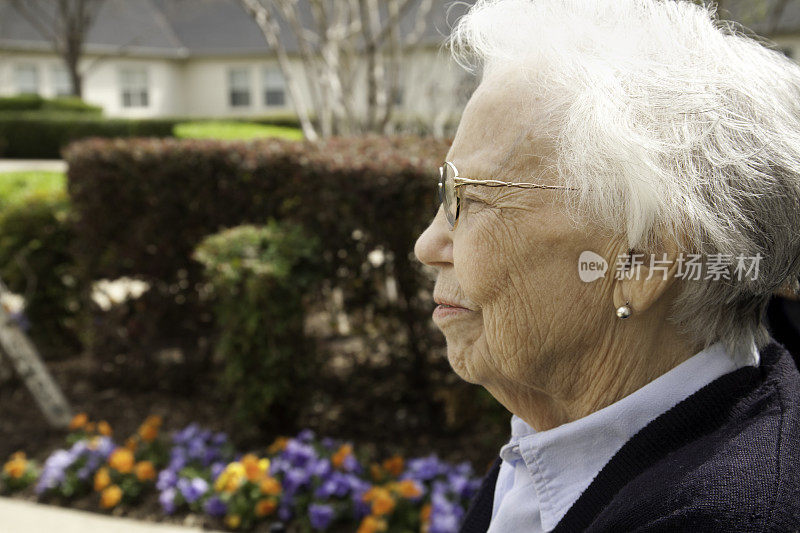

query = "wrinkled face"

[{"left": 414, "top": 71, "right": 623, "bottom": 396}]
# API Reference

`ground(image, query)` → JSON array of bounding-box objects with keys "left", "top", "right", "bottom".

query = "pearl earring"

[{"left": 616, "top": 301, "right": 632, "bottom": 319}]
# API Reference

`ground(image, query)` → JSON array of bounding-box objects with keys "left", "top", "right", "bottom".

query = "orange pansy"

[
  {"left": 94, "top": 467, "right": 111, "bottom": 491},
  {"left": 68, "top": 413, "right": 88, "bottom": 430},
  {"left": 108, "top": 448, "right": 135, "bottom": 474},
  {"left": 134, "top": 460, "right": 156, "bottom": 481},
  {"left": 255, "top": 498, "right": 277, "bottom": 517},
  {"left": 100, "top": 484, "right": 123, "bottom": 508}
]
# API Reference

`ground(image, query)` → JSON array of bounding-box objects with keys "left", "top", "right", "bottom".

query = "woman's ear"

[{"left": 613, "top": 249, "right": 682, "bottom": 314}]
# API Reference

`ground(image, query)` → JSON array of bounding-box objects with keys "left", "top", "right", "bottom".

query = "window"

[
  {"left": 14, "top": 64, "right": 39, "bottom": 95},
  {"left": 229, "top": 67, "right": 251, "bottom": 107},
  {"left": 262, "top": 67, "right": 285, "bottom": 107},
  {"left": 119, "top": 67, "right": 149, "bottom": 108},
  {"left": 393, "top": 87, "right": 404, "bottom": 106},
  {"left": 51, "top": 65, "right": 72, "bottom": 97}
]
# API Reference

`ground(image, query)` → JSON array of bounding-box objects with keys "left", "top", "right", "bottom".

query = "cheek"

[
  {"left": 451, "top": 211, "right": 597, "bottom": 370},
  {"left": 452, "top": 214, "right": 514, "bottom": 304}
]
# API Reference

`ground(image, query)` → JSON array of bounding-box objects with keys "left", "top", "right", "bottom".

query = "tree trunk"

[{"left": 240, "top": 0, "right": 319, "bottom": 141}]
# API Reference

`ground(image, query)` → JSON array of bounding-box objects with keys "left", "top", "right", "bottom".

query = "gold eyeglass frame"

[{"left": 438, "top": 161, "right": 578, "bottom": 230}]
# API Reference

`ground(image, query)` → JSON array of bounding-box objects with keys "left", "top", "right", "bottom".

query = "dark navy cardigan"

[{"left": 459, "top": 340, "right": 800, "bottom": 532}]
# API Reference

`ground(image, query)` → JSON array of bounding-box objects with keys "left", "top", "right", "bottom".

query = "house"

[
  {"left": 0, "top": 0, "right": 797, "bottom": 124},
  {"left": 0, "top": 0, "right": 473, "bottom": 124}
]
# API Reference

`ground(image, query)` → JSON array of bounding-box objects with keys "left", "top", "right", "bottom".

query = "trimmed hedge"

[
  {"left": 0, "top": 113, "right": 177, "bottom": 159},
  {"left": 65, "top": 135, "right": 449, "bottom": 401},
  {"left": 0, "top": 95, "right": 102, "bottom": 114}
]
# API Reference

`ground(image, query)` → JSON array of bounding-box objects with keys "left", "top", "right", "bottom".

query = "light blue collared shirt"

[{"left": 488, "top": 341, "right": 759, "bottom": 532}]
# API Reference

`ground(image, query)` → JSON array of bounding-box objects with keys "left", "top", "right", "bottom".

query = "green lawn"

[
  {"left": 173, "top": 121, "right": 304, "bottom": 141},
  {"left": 0, "top": 171, "right": 66, "bottom": 208}
]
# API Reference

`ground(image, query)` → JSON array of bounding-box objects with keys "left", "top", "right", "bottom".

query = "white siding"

[
  {"left": 183, "top": 57, "right": 303, "bottom": 118},
  {"left": 0, "top": 51, "right": 185, "bottom": 117},
  {"left": 0, "top": 48, "right": 470, "bottom": 124}
]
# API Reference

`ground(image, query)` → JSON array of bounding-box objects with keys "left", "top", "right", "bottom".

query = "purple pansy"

[
  {"left": 177, "top": 476, "right": 209, "bottom": 504},
  {"left": 204, "top": 495, "right": 228, "bottom": 517},
  {"left": 309, "top": 503, "right": 335, "bottom": 530}
]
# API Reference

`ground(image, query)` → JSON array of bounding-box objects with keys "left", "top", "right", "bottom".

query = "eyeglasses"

[{"left": 438, "top": 161, "right": 578, "bottom": 230}]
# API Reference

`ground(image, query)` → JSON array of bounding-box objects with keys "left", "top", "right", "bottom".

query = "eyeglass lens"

[{"left": 439, "top": 163, "right": 458, "bottom": 229}]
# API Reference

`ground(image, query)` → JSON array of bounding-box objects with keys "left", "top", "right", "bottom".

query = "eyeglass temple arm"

[{"left": 453, "top": 177, "right": 578, "bottom": 191}]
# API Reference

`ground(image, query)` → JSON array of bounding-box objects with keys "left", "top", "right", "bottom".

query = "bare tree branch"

[
  {"left": 403, "top": 0, "right": 434, "bottom": 46},
  {"left": 240, "top": 0, "right": 319, "bottom": 140},
  {"left": 240, "top": 0, "right": 435, "bottom": 137},
  {"left": 768, "top": 0, "right": 792, "bottom": 34},
  {"left": 371, "top": 0, "right": 417, "bottom": 48},
  {"left": 10, "top": 0, "right": 105, "bottom": 97}
]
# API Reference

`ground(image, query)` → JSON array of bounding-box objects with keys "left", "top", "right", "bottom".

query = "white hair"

[{"left": 449, "top": 0, "right": 800, "bottom": 362}]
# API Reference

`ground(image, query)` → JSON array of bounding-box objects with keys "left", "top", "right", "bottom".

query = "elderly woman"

[{"left": 414, "top": 0, "right": 800, "bottom": 531}]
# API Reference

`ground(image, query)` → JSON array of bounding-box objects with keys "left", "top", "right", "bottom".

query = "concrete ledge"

[
  {"left": 0, "top": 497, "right": 222, "bottom": 533},
  {"left": 0, "top": 160, "right": 67, "bottom": 173}
]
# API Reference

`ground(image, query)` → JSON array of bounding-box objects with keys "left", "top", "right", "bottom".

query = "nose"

[{"left": 414, "top": 204, "right": 454, "bottom": 267}]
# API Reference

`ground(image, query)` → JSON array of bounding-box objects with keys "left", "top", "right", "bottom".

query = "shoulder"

[{"left": 598, "top": 342, "right": 800, "bottom": 532}]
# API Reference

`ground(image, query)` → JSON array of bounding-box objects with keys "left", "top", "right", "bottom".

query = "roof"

[
  {"left": 3, "top": 0, "right": 796, "bottom": 60},
  {"left": 0, "top": 0, "right": 471, "bottom": 58}
]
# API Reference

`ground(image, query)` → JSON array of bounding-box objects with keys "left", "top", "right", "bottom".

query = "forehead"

[{"left": 447, "top": 69, "right": 554, "bottom": 182}]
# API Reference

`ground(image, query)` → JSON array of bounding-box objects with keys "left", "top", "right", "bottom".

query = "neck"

[{"left": 484, "top": 310, "right": 703, "bottom": 431}]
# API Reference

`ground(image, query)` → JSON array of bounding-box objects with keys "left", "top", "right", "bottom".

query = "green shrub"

[
  {"left": 0, "top": 190, "right": 82, "bottom": 358},
  {"left": 0, "top": 171, "right": 66, "bottom": 210},
  {"left": 193, "top": 222, "right": 321, "bottom": 427},
  {"left": 0, "top": 95, "right": 44, "bottom": 112},
  {"left": 0, "top": 95, "right": 101, "bottom": 114},
  {"left": 43, "top": 96, "right": 103, "bottom": 115},
  {"left": 0, "top": 113, "right": 176, "bottom": 158},
  {"left": 250, "top": 114, "right": 303, "bottom": 129},
  {"left": 173, "top": 121, "right": 303, "bottom": 141}
]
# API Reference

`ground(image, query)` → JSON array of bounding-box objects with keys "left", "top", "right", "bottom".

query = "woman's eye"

[{"left": 463, "top": 195, "right": 485, "bottom": 206}]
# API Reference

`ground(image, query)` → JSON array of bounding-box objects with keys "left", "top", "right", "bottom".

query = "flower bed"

[{"left": 2, "top": 413, "right": 481, "bottom": 532}]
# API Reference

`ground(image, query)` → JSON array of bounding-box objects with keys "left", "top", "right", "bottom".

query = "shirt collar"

[{"left": 498, "top": 340, "right": 756, "bottom": 531}]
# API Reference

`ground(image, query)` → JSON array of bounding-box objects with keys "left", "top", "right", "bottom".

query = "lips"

[{"left": 433, "top": 297, "right": 470, "bottom": 310}]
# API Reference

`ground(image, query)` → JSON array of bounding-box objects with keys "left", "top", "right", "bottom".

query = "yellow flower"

[
  {"left": 214, "top": 462, "right": 245, "bottom": 493},
  {"left": 100, "top": 484, "right": 123, "bottom": 508},
  {"left": 224, "top": 514, "right": 242, "bottom": 529},
  {"left": 94, "top": 467, "right": 111, "bottom": 491},
  {"left": 267, "top": 436, "right": 289, "bottom": 455},
  {"left": 108, "top": 448, "right": 135, "bottom": 474},
  {"left": 259, "top": 476, "right": 282, "bottom": 496},
  {"left": 3, "top": 454, "right": 26, "bottom": 479},
  {"left": 134, "top": 460, "right": 156, "bottom": 481},
  {"left": 138, "top": 423, "right": 158, "bottom": 442},
  {"left": 332, "top": 444, "right": 353, "bottom": 469},
  {"left": 241, "top": 453, "right": 269, "bottom": 481},
  {"left": 69, "top": 412, "right": 88, "bottom": 431},
  {"left": 363, "top": 487, "right": 396, "bottom": 516},
  {"left": 382, "top": 455, "right": 404, "bottom": 477},
  {"left": 421, "top": 503, "right": 432, "bottom": 523},
  {"left": 254, "top": 498, "right": 277, "bottom": 517},
  {"left": 85, "top": 422, "right": 96, "bottom": 433},
  {"left": 356, "top": 515, "right": 387, "bottom": 533},
  {"left": 124, "top": 437, "right": 138, "bottom": 452},
  {"left": 97, "top": 420, "right": 113, "bottom": 436},
  {"left": 394, "top": 479, "right": 422, "bottom": 499}
]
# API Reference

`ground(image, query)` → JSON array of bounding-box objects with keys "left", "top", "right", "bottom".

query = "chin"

[{"left": 445, "top": 344, "right": 483, "bottom": 385}]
